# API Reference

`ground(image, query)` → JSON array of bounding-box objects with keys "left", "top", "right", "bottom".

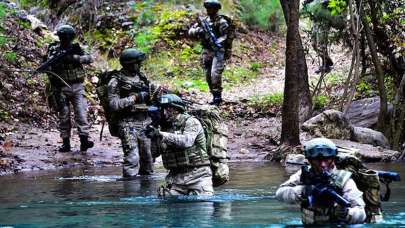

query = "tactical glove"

[
  {"left": 145, "top": 125, "right": 160, "bottom": 139},
  {"left": 334, "top": 206, "right": 349, "bottom": 222}
]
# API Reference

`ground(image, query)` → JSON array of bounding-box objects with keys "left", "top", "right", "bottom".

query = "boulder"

[
  {"left": 351, "top": 127, "right": 390, "bottom": 149},
  {"left": 345, "top": 97, "right": 393, "bottom": 128},
  {"left": 302, "top": 110, "right": 352, "bottom": 140},
  {"left": 333, "top": 139, "right": 400, "bottom": 162}
]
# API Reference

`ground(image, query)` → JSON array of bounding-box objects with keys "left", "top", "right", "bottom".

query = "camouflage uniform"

[
  {"left": 157, "top": 113, "right": 213, "bottom": 197},
  {"left": 276, "top": 167, "right": 366, "bottom": 225},
  {"left": 47, "top": 42, "right": 92, "bottom": 140},
  {"left": 189, "top": 14, "right": 229, "bottom": 101},
  {"left": 107, "top": 70, "right": 154, "bottom": 177}
]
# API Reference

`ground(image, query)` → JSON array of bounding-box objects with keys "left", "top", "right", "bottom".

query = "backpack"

[
  {"left": 334, "top": 148, "right": 387, "bottom": 223},
  {"left": 189, "top": 105, "right": 229, "bottom": 187},
  {"left": 96, "top": 70, "right": 120, "bottom": 137},
  {"left": 219, "top": 14, "right": 236, "bottom": 60}
]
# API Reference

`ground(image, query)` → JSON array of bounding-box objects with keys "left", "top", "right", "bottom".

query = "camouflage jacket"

[
  {"left": 188, "top": 14, "right": 229, "bottom": 51},
  {"left": 107, "top": 69, "right": 152, "bottom": 120},
  {"left": 46, "top": 42, "right": 92, "bottom": 86},
  {"left": 160, "top": 113, "right": 210, "bottom": 170},
  {"left": 275, "top": 167, "right": 366, "bottom": 224}
]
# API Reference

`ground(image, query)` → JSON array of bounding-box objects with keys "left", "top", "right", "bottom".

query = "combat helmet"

[
  {"left": 304, "top": 138, "right": 337, "bottom": 159},
  {"left": 56, "top": 24, "right": 76, "bottom": 40},
  {"left": 120, "top": 48, "right": 146, "bottom": 65},
  {"left": 159, "top": 94, "right": 186, "bottom": 111},
  {"left": 204, "top": 0, "right": 221, "bottom": 9}
]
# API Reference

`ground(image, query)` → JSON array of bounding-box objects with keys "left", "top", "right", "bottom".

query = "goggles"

[{"left": 304, "top": 146, "right": 337, "bottom": 159}]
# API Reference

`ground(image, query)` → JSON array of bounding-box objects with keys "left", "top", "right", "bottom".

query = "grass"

[
  {"left": 239, "top": 0, "right": 284, "bottom": 31},
  {"left": 4, "top": 51, "right": 17, "bottom": 63},
  {"left": 248, "top": 92, "right": 284, "bottom": 110}
]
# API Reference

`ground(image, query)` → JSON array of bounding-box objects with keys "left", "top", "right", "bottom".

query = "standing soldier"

[
  {"left": 303, "top": 0, "right": 347, "bottom": 74},
  {"left": 275, "top": 138, "right": 366, "bottom": 225},
  {"left": 146, "top": 94, "right": 214, "bottom": 197},
  {"left": 107, "top": 48, "right": 154, "bottom": 179},
  {"left": 188, "top": 0, "right": 231, "bottom": 105},
  {"left": 46, "top": 24, "right": 94, "bottom": 152}
]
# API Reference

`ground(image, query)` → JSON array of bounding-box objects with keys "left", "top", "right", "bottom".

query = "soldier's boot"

[
  {"left": 209, "top": 92, "right": 223, "bottom": 105},
  {"left": 59, "top": 138, "right": 71, "bottom": 152},
  {"left": 79, "top": 135, "right": 94, "bottom": 152}
]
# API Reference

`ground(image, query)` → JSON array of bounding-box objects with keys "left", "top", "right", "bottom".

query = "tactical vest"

[
  {"left": 47, "top": 42, "right": 86, "bottom": 85},
  {"left": 111, "top": 71, "right": 150, "bottom": 117},
  {"left": 301, "top": 168, "right": 352, "bottom": 225},
  {"left": 162, "top": 114, "right": 210, "bottom": 170}
]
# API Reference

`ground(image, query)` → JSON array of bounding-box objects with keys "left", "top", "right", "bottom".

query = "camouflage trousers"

[
  {"left": 158, "top": 166, "right": 214, "bottom": 197},
  {"left": 311, "top": 22, "right": 333, "bottom": 67},
  {"left": 201, "top": 49, "right": 225, "bottom": 93},
  {"left": 118, "top": 120, "right": 153, "bottom": 177},
  {"left": 55, "top": 83, "right": 90, "bottom": 139}
]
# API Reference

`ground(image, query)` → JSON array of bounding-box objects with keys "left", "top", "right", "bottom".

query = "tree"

[
  {"left": 280, "top": 0, "right": 301, "bottom": 146},
  {"left": 280, "top": 0, "right": 312, "bottom": 122}
]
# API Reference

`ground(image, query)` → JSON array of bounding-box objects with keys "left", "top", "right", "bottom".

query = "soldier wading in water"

[
  {"left": 107, "top": 48, "right": 155, "bottom": 179},
  {"left": 146, "top": 94, "right": 214, "bottom": 197},
  {"left": 46, "top": 25, "right": 94, "bottom": 152}
]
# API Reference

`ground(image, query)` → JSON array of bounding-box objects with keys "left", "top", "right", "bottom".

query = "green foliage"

[
  {"left": 325, "top": 72, "right": 344, "bottom": 86},
  {"left": 384, "top": 76, "right": 395, "bottom": 102},
  {"left": 313, "top": 95, "right": 329, "bottom": 110},
  {"left": 240, "top": 0, "right": 284, "bottom": 30},
  {"left": 17, "top": 0, "right": 48, "bottom": 9},
  {"left": 327, "top": 0, "right": 347, "bottom": 16},
  {"left": 0, "top": 109, "right": 10, "bottom": 121},
  {"left": 223, "top": 66, "right": 258, "bottom": 89},
  {"left": 17, "top": 19, "right": 30, "bottom": 29},
  {"left": 248, "top": 92, "right": 284, "bottom": 109},
  {"left": 0, "top": 3, "right": 6, "bottom": 19},
  {"left": 0, "top": 36, "right": 7, "bottom": 47},
  {"left": 250, "top": 62, "right": 262, "bottom": 72},
  {"left": 4, "top": 51, "right": 17, "bottom": 62},
  {"left": 356, "top": 80, "right": 372, "bottom": 96}
]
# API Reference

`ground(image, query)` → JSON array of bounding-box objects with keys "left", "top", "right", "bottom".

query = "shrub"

[{"left": 240, "top": 0, "right": 284, "bottom": 31}]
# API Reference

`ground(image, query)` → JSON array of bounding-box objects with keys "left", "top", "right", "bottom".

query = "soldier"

[
  {"left": 188, "top": 0, "right": 230, "bottom": 105},
  {"left": 146, "top": 94, "right": 214, "bottom": 197},
  {"left": 303, "top": 0, "right": 341, "bottom": 74},
  {"left": 107, "top": 48, "right": 154, "bottom": 179},
  {"left": 46, "top": 24, "right": 94, "bottom": 152},
  {"left": 275, "top": 138, "right": 366, "bottom": 225}
]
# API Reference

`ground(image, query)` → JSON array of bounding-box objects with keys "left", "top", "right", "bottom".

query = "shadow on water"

[{"left": 0, "top": 162, "right": 404, "bottom": 227}]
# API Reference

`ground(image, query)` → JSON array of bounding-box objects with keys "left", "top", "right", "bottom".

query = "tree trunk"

[
  {"left": 280, "top": 0, "right": 300, "bottom": 146},
  {"left": 280, "top": 0, "right": 312, "bottom": 122},
  {"left": 361, "top": 13, "right": 388, "bottom": 134}
]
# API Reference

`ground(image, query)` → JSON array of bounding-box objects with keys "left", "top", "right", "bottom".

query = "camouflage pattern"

[
  {"left": 47, "top": 42, "right": 90, "bottom": 85},
  {"left": 189, "top": 15, "right": 229, "bottom": 93},
  {"left": 311, "top": 21, "right": 333, "bottom": 68},
  {"left": 55, "top": 83, "right": 90, "bottom": 138},
  {"left": 46, "top": 42, "right": 92, "bottom": 139},
  {"left": 158, "top": 166, "right": 213, "bottom": 197},
  {"left": 107, "top": 69, "right": 154, "bottom": 177},
  {"left": 157, "top": 113, "right": 213, "bottom": 196},
  {"left": 275, "top": 167, "right": 367, "bottom": 225}
]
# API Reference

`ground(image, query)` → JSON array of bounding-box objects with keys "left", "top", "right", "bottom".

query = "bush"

[
  {"left": 313, "top": 95, "right": 329, "bottom": 110},
  {"left": 4, "top": 51, "right": 17, "bottom": 63},
  {"left": 240, "top": 0, "right": 284, "bottom": 31},
  {"left": 248, "top": 92, "right": 284, "bottom": 109}
]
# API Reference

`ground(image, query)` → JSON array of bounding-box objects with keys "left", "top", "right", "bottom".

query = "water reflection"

[{"left": 0, "top": 162, "right": 403, "bottom": 226}]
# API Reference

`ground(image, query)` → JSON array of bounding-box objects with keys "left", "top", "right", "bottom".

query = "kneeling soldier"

[{"left": 147, "top": 94, "right": 214, "bottom": 197}]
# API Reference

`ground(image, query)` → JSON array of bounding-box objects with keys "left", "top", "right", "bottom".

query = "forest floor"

[
  {"left": 0, "top": 1, "right": 381, "bottom": 176},
  {"left": 0, "top": 31, "right": 354, "bottom": 175}
]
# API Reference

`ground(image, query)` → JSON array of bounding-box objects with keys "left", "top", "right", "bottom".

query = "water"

[{"left": 0, "top": 162, "right": 404, "bottom": 227}]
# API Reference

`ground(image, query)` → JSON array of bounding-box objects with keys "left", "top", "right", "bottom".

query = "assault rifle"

[
  {"left": 197, "top": 16, "right": 222, "bottom": 51},
  {"left": 301, "top": 166, "right": 351, "bottom": 207}
]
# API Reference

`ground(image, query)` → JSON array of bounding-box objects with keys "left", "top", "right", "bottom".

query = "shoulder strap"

[{"left": 331, "top": 169, "right": 352, "bottom": 189}]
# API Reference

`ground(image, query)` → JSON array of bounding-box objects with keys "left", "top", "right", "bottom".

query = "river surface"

[{"left": 0, "top": 162, "right": 404, "bottom": 227}]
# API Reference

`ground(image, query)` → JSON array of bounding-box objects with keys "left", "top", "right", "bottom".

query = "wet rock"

[
  {"left": 351, "top": 127, "right": 390, "bottom": 149},
  {"left": 284, "top": 154, "right": 307, "bottom": 166},
  {"left": 302, "top": 109, "right": 352, "bottom": 140},
  {"left": 239, "top": 148, "right": 249, "bottom": 154},
  {"left": 333, "top": 139, "right": 400, "bottom": 162}
]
